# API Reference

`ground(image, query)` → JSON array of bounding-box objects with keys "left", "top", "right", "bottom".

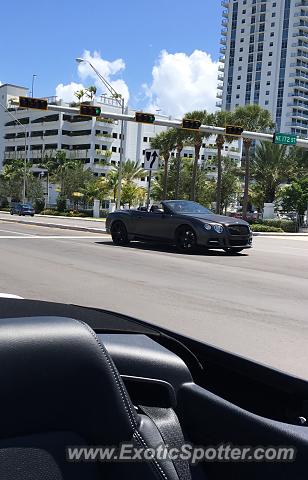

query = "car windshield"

[{"left": 165, "top": 201, "right": 212, "bottom": 215}]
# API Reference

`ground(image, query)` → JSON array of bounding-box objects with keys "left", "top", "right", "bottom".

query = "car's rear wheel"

[
  {"left": 111, "top": 221, "right": 130, "bottom": 246},
  {"left": 224, "top": 248, "right": 244, "bottom": 254},
  {"left": 176, "top": 226, "right": 197, "bottom": 253}
]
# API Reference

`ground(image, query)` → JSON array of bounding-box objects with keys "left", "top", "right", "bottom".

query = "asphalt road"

[{"left": 0, "top": 219, "right": 307, "bottom": 379}]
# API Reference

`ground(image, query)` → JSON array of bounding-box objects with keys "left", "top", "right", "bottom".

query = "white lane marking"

[
  {"left": 0, "top": 228, "right": 36, "bottom": 236},
  {"left": 0, "top": 235, "right": 109, "bottom": 239}
]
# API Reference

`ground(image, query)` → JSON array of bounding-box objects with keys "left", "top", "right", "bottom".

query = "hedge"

[
  {"left": 250, "top": 224, "right": 284, "bottom": 233},
  {"left": 249, "top": 218, "right": 298, "bottom": 232}
]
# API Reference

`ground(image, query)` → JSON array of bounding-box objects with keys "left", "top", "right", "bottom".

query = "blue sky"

[{"left": 0, "top": 0, "right": 222, "bottom": 115}]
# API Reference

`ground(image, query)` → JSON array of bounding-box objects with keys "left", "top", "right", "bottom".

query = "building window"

[
  {"left": 241, "top": 29, "right": 245, "bottom": 33},
  {"left": 143, "top": 136, "right": 148, "bottom": 142},
  {"left": 112, "top": 146, "right": 117, "bottom": 152},
  {"left": 271, "top": 22, "right": 275, "bottom": 27},
  {"left": 265, "top": 101, "right": 269, "bottom": 105},
  {"left": 112, "top": 133, "right": 117, "bottom": 138},
  {"left": 269, "top": 52, "right": 273, "bottom": 56},
  {"left": 266, "top": 91, "right": 270, "bottom": 95},
  {"left": 237, "top": 85, "right": 240, "bottom": 89},
  {"left": 240, "top": 47, "right": 243, "bottom": 52},
  {"left": 272, "top": 12, "right": 276, "bottom": 17},
  {"left": 237, "top": 76, "right": 241, "bottom": 80},
  {"left": 270, "top": 32, "right": 274, "bottom": 37},
  {"left": 266, "top": 81, "right": 271, "bottom": 85},
  {"left": 267, "top": 71, "right": 271, "bottom": 76}
]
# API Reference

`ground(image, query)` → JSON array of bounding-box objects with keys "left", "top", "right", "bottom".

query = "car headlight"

[
  {"left": 203, "top": 223, "right": 212, "bottom": 230},
  {"left": 213, "top": 224, "right": 224, "bottom": 234}
]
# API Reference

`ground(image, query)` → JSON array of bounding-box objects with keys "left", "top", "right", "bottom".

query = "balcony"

[
  {"left": 294, "top": 21, "right": 308, "bottom": 30},
  {"left": 289, "top": 91, "right": 308, "bottom": 100},
  {"left": 220, "top": 46, "right": 226, "bottom": 55},
  {"left": 216, "top": 92, "right": 223, "bottom": 99},
  {"left": 221, "top": 19, "right": 228, "bottom": 28},
  {"left": 221, "top": 27, "right": 228, "bottom": 36},
  {"left": 290, "top": 70, "right": 308, "bottom": 80},
  {"left": 216, "top": 101, "right": 222, "bottom": 108},
  {"left": 218, "top": 65, "right": 225, "bottom": 72},
  {"left": 217, "top": 74, "right": 224, "bottom": 81},
  {"left": 222, "top": 9, "right": 228, "bottom": 18},
  {"left": 289, "top": 81, "right": 308, "bottom": 90},
  {"left": 221, "top": 0, "right": 230, "bottom": 6},
  {"left": 286, "top": 120, "right": 308, "bottom": 128},
  {"left": 220, "top": 37, "right": 227, "bottom": 45},
  {"left": 295, "top": 10, "right": 308, "bottom": 17},
  {"left": 219, "top": 56, "right": 225, "bottom": 63},
  {"left": 295, "top": 1, "right": 308, "bottom": 7},
  {"left": 217, "top": 84, "right": 223, "bottom": 91}
]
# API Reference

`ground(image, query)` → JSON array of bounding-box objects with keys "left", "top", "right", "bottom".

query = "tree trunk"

[
  {"left": 163, "top": 155, "right": 169, "bottom": 200},
  {"left": 215, "top": 138, "right": 224, "bottom": 214},
  {"left": 175, "top": 147, "right": 182, "bottom": 199},
  {"left": 191, "top": 144, "right": 201, "bottom": 201},
  {"left": 242, "top": 140, "right": 251, "bottom": 220}
]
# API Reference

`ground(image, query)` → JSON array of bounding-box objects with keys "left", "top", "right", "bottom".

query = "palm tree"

[
  {"left": 251, "top": 142, "right": 295, "bottom": 204},
  {"left": 233, "top": 105, "right": 274, "bottom": 219},
  {"left": 106, "top": 160, "right": 147, "bottom": 204},
  {"left": 150, "top": 130, "right": 175, "bottom": 199},
  {"left": 74, "top": 89, "right": 86, "bottom": 103},
  {"left": 121, "top": 160, "right": 147, "bottom": 182},
  {"left": 168, "top": 128, "right": 189, "bottom": 199},
  {"left": 212, "top": 110, "right": 235, "bottom": 214},
  {"left": 86, "top": 86, "right": 97, "bottom": 100},
  {"left": 184, "top": 110, "right": 214, "bottom": 201}
]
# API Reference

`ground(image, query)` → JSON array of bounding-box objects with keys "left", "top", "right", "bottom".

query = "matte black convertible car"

[{"left": 106, "top": 200, "right": 253, "bottom": 253}]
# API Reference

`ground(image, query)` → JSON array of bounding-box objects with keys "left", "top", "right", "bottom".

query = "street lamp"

[
  {"left": 75, "top": 58, "right": 125, "bottom": 209},
  {"left": 0, "top": 100, "right": 28, "bottom": 203},
  {"left": 31, "top": 74, "right": 37, "bottom": 98}
]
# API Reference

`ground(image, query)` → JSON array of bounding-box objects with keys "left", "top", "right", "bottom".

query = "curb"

[
  {"left": 252, "top": 232, "right": 308, "bottom": 237},
  {"left": 0, "top": 217, "right": 106, "bottom": 234}
]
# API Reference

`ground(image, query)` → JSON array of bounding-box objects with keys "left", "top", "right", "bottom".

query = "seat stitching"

[
  {"left": 133, "top": 430, "right": 169, "bottom": 480},
  {"left": 73, "top": 319, "right": 137, "bottom": 430}
]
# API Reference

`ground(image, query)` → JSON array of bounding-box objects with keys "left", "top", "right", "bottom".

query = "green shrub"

[
  {"left": 56, "top": 196, "right": 66, "bottom": 212},
  {"left": 250, "top": 224, "right": 284, "bottom": 233},
  {"left": 41, "top": 209, "right": 63, "bottom": 216},
  {"left": 262, "top": 219, "right": 298, "bottom": 233},
  {"left": 34, "top": 199, "right": 45, "bottom": 213}
]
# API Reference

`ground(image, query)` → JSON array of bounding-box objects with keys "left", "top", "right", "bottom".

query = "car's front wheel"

[
  {"left": 176, "top": 226, "right": 197, "bottom": 253},
  {"left": 111, "top": 221, "right": 130, "bottom": 246},
  {"left": 224, "top": 248, "right": 244, "bottom": 254}
]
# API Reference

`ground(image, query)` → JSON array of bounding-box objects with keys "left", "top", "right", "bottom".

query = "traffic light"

[
  {"left": 135, "top": 112, "right": 155, "bottom": 124},
  {"left": 19, "top": 96, "right": 48, "bottom": 110},
  {"left": 182, "top": 119, "right": 202, "bottom": 130},
  {"left": 80, "top": 105, "right": 101, "bottom": 117},
  {"left": 225, "top": 125, "right": 244, "bottom": 136}
]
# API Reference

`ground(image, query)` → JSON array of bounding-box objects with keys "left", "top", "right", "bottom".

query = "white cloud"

[
  {"left": 55, "top": 82, "right": 85, "bottom": 103},
  {"left": 143, "top": 50, "right": 219, "bottom": 117},
  {"left": 55, "top": 50, "right": 129, "bottom": 104}
]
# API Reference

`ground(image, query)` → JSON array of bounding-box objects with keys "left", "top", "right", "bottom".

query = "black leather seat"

[{"left": 0, "top": 316, "right": 181, "bottom": 479}]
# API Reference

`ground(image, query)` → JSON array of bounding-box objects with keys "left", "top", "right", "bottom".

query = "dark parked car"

[
  {"left": 106, "top": 200, "right": 252, "bottom": 253},
  {"left": 10, "top": 203, "right": 35, "bottom": 216}
]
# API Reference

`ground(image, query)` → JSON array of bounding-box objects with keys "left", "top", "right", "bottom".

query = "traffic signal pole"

[{"left": 23, "top": 102, "right": 308, "bottom": 149}]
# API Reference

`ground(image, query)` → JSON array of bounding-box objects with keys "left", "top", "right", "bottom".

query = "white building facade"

[{"left": 219, "top": 0, "right": 308, "bottom": 138}]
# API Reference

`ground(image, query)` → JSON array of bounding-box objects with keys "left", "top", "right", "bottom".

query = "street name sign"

[{"left": 273, "top": 133, "right": 297, "bottom": 145}]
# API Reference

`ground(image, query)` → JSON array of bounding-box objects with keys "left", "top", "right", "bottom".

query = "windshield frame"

[{"left": 162, "top": 200, "right": 213, "bottom": 215}]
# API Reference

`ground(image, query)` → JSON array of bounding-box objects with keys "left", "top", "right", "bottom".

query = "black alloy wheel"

[
  {"left": 176, "top": 226, "right": 197, "bottom": 253},
  {"left": 111, "top": 221, "right": 129, "bottom": 246}
]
